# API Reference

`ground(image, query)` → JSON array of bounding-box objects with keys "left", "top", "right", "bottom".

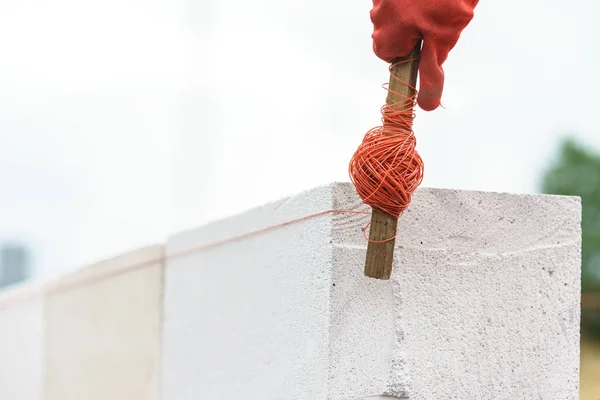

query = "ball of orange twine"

[{"left": 349, "top": 64, "right": 424, "bottom": 219}]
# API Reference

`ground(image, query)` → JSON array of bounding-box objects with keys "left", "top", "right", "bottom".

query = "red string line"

[
  {"left": 0, "top": 209, "right": 374, "bottom": 308},
  {"left": 170, "top": 209, "right": 372, "bottom": 260},
  {"left": 349, "top": 58, "right": 424, "bottom": 220},
  {"left": 360, "top": 221, "right": 397, "bottom": 244}
]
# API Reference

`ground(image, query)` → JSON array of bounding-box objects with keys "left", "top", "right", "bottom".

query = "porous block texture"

[
  {"left": 0, "top": 283, "right": 45, "bottom": 400},
  {"left": 162, "top": 182, "right": 581, "bottom": 400},
  {"left": 44, "top": 245, "right": 164, "bottom": 400}
]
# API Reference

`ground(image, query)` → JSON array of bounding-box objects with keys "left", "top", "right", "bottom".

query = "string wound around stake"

[{"left": 349, "top": 41, "right": 424, "bottom": 280}]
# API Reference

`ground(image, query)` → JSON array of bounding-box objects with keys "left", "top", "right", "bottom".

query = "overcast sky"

[{"left": 1, "top": 0, "right": 599, "bottom": 279}]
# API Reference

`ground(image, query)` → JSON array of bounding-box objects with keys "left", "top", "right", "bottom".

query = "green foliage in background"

[{"left": 541, "top": 137, "right": 600, "bottom": 336}]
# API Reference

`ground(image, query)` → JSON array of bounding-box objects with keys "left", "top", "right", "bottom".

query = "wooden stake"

[{"left": 364, "top": 41, "right": 421, "bottom": 280}]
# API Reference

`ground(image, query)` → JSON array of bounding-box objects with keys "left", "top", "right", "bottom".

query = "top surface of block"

[{"left": 332, "top": 182, "right": 581, "bottom": 251}]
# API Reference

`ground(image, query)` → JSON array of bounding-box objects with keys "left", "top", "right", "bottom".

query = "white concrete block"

[
  {"left": 0, "top": 282, "right": 45, "bottom": 400},
  {"left": 44, "top": 245, "right": 164, "bottom": 400},
  {"left": 162, "top": 182, "right": 581, "bottom": 399}
]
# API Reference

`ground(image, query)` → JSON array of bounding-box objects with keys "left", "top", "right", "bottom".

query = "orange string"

[
  {"left": 360, "top": 221, "right": 397, "bottom": 243},
  {"left": 171, "top": 209, "right": 371, "bottom": 260},
  {"left": 348, "top": 59, "right": 424, "bottom": 219},
  {"left": 0, "top": 209, "right": 374, "bottom": 309}
]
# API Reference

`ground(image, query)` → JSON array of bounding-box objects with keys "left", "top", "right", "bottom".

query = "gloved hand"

[{"left": 370, "top": 0, "right": 479, "bottom": 111}]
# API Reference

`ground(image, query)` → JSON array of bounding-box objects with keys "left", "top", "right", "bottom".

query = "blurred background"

[{"left": 0, "top": 0, "right": 599, "bottom": 397}]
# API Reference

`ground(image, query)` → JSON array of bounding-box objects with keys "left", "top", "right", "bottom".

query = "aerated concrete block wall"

[
  {"left": 162, "top": 182, "right": 581, "bottom": 399},
  {"left": 0, "top": 182, "right": 582, "bottom": 399}
]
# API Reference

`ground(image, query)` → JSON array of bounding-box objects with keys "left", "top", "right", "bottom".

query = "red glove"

[{"left": 370, "top": 0, "right": 478, "bottom": 111}]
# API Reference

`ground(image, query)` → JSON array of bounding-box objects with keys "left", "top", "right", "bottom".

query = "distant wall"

[{"left": 0, "top": 246, "right": 163, "bottom": 400}]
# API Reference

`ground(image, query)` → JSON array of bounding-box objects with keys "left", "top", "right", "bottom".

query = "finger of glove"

[
  {"left": 417, "top": 2, "right": 475, "bottom": 110},
  {"left": 417, "top": 38, "right": 448, "bottom": 111}
]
